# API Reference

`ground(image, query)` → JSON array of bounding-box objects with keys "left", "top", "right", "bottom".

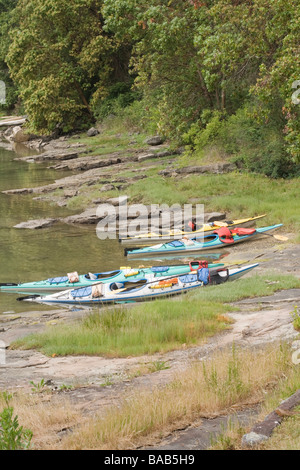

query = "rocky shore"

[{"left": 1, "top": 123, "right": 235, "bottom": 230}]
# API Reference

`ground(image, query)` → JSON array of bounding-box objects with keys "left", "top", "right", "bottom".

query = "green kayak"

[
  {"left": 0, "top": 261, "right": 223, "bottom": 295},
  {"left": 125, "top": 224, "right": 283, "bottom": 257}
]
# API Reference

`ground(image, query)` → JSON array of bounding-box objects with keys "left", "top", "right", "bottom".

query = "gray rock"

[
  {"left": 100, "top": 184, "right": 115, "bottom": 192},
  {"left": 14, "top": 218, "right": 57, "bottom": 229},
  {"left": 241, "top": 432, "right": 269, "bottom": 448},
  {"left": 145, "top": 136, "right": 164, "bottom": 146},
  {"left": 4, "top": 126, "right": 32, "bottom": 143},
  {"left": 138, "top": 153, "right": 156, "bottom": 162},
  {"left": 205, "top": 212, "right": 227, "bottom": 223},
  {"left": 291, "top": 339, "right": 300, "bottom": 350},
  {"left": 107, "top": 196, "right": 129, "bottom": 206},
  {"left": 159, "top": 162, "right": 236, "bottom": 177},
  {"left": 87, "top": 127, "right": 99, "bottom": 137},
  {"left": 62, "top": 208, "right": 98, "bottom": 225}
]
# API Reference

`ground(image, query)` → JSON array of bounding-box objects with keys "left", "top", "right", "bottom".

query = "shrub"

[{"left": 0, "top": 393, "right": 33, "bottom": 450}]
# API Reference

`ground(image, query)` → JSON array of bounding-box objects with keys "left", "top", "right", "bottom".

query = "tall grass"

[
  {"left": 127, "top": 173, "right": 300, "bottom": 232},
  {"left": 14, "top": 298, "right": 233, "bottom": 357},
  {"left": 211, "top": 345, "right": 300, "bottom": 450},
  {"left": 59, "top": 343, "right": 296, "bottom": 450}
]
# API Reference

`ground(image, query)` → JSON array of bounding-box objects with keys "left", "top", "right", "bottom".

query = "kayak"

[
  {"left": 125, "top": 224, "right": 283, "bottom": 257},
  {"left": 0, "top": 261, "right": 223, "bottom": 295},
  {"left": 18, "top": 263, "right": 259, "bottom": 306},
  {"left": 119, "top": 214, "right": 267, "bottom": 244}
]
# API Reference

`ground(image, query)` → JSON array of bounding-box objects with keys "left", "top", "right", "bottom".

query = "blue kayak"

[{"left": 125, "top": 224, "right": 283, "bottom": 257}]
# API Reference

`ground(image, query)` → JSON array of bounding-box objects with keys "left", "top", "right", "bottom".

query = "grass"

[
  {"left": 13, "top": 298, "right": 233, "bottom": 357},
  {"left": 69, "top": 131, "right": 148, "bottom": 157},
  {"left": 62, "top": 121, "right": 300, "bottom": 239},
  {"left": 125, "top": 172, "right": 300, "bottom": 233},
  {"left": 210, "top": 350, "right": 300, "bottom": 450},
  {"left": 58, "top": 342, "right": 299, "bottom": 450},
  {"left": 0, "top": 391, "right": 81, "bottom": 450},
  {"left": 2, "top": 341, "right": 299, "bottom": 449},
  {"left": 261, "top": 406, "right": 300, "bottom": 450},
  {"left": 12, "top": 273, "right": 300, "bottom": 358}
]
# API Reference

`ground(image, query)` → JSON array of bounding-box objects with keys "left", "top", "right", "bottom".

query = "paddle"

[
  {"left": 17, "top": 294, "right": 39, "bottom": 302},
  {"left": 0, "top": 283, "right": 18, "bottom": 287},
  {"left": 258, "top": 232, "right": 288, "bottom": 241}
]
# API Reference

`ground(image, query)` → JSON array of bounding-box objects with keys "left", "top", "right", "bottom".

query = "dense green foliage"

[
  {"left": 0, "top": 0, "right": 18, "bottom": 109},
  {"left": 0, "top": 392, "right": 32, "bottom": 450},
  {"left": 1, "top": 0, "right": 299, "bottom": 174}
]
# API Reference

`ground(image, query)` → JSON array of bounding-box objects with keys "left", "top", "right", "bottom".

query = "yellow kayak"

[{"left": 120, "top": 214, "right": 267, "bottom": 245}]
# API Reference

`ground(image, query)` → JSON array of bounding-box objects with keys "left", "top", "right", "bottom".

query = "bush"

[
  {"left": 92, "top": 81, "right": 141, "bottom": 121},
  {"left": 183, "top": 104, "right": 299, "bottom": 178},
  {"left": 0, "top": 393, "right": 33, "bottom": 450}
]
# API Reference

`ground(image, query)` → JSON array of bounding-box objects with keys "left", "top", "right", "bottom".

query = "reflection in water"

[
  {"left": 13, "top": 142, "right": 40, "bottom": 158},
  {"left": 0, "top": 145, "right": 226, "bottom": 313}
]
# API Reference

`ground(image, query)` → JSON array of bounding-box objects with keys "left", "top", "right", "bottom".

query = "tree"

[
  {"left": 0, "top": 0, "right": 18, "bottom": 110},
  {"left": 7, "top": 0, "right": 125, "bottom": 134},
  {"left": 102, "top": 0, "right": 274, "bottom": 137},
  {"left": 250, "top": 0, "right": 300, "bottom": 162}
]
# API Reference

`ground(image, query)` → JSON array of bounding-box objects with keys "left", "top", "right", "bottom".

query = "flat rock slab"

[
  {"left": 242, "top": 389, "right": 300, "bottom": 447},
  {"left": 145, "top": 408, "right": 259, "bottom": 450},
  {"left": 159, "top": 162, "right": 236, "bottom": 177},
  {"left": 236, "top": 288, "right": 300, "bottom": 305},
  {"left": 14, "top": 218, "right": 57, "bottom": 229}
]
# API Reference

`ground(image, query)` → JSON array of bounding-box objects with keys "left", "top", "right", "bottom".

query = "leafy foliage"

[
  {"left": 0, "top": 0, "right": 18, "bottom": 110},
  {"left": 1, "top": 0, "right": 299, "bottom": 172},
  {"left": 7, "top": 0, "right": 128, "bottom": 133},
  {"left": 0, "top": 392, "right": 33, "bottom": 450}
]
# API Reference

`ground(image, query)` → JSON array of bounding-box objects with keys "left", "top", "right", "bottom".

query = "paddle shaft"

[
  {"left": 258, "top": 232, "right": 288, "bottom": 241},
  {"left": 0, "top": 283, "right": 18, "bottom": 287}
]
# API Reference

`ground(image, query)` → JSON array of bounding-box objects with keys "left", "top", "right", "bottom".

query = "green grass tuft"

[{"left": 13, "top": 273, "right": 300, "bottom": 358}]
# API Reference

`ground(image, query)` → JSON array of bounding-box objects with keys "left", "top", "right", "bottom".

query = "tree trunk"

[{"left": 74, "top": 81, "right": 94, "bottom": 118}]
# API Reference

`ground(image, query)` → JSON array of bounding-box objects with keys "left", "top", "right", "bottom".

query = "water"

[{"left": 0, "top": 144, "right": 126, "bottom": 313}]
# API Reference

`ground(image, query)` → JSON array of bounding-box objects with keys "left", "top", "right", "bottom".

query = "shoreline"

[{"left": 0, "top": 126, "right": 300, "bottom": 450}]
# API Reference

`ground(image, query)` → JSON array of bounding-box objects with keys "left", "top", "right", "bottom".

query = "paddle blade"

[
  {"left": 273, "top": 234, "right": 289, "bottom": 241},
  {"left": 214, "top": 221, "right": 228, "bottom": 227},
  {"left": 17, "top": 295, "right": 39, "bottom": 302}
]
